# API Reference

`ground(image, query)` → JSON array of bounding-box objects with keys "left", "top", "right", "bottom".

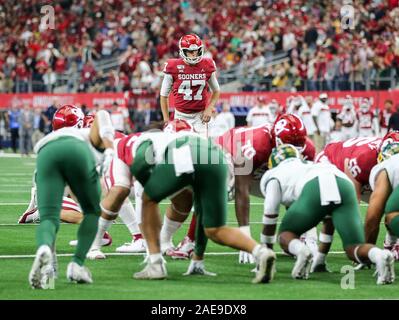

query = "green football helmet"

[
  {"left": 377, "top": 142, "right": 399, "bottom": 163},
  {"left": 268, "top": 144, "right": 300, "bottom": 169}
]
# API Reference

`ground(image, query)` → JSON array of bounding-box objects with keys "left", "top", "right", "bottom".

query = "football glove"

[
  {"left": 101, "top": 148, "right": 114, "bottom": 175},
  {"left": 239, "top": 250, "right": 255, "bottom": 264},
  {"left": 183, "top": 260, "right": 216, "bottom": 276}
]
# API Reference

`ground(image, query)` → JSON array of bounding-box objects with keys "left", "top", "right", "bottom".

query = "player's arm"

[
  {"left": 234, "top": 173, "right": 252, "bottom": 226},
  {"left": 160, "top": 73, "right": 173, "bottom": 121},
  {"left": 90, "top": 110, "right": 115, "bottom": 149},
  {"left": 201, "top": 72, "right": 220, "bottom": 123},
  {"left": 343, "top": 158, "right": 362, "bottom": 201},
  {"left": 365, "top": 170, "right": 391, "bottom": 244},
  {"left": 261, "top": 179, "right": 282, "bottom": 249}
]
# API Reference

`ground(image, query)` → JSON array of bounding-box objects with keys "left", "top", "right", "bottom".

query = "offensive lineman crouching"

[
  {"left": 260, "top": 144, "right": 394, "bottom": 284},
  {"left": 130, "top": 131, "right": 276, "bottom": 283}
]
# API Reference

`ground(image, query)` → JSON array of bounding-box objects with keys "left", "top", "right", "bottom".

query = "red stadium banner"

[
  {"left": 0, "top": 90, "right": 399, "bottom": 111},
  {"left": 0, "top": 93, "right": 126, "bottom": 109}
]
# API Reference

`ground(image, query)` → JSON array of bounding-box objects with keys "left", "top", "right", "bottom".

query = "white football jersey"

[
  {"left": 132, "top": 131, "right": 204, "bottom": 165},
  {"left": 34, "top": 127, "right": 104, "bottom": 165},
  {"left": 369, "top": 154, "right": 399, "bottom": 190},
  {"left": 260, "top": 158, "right": 351, "bottom": 206}
]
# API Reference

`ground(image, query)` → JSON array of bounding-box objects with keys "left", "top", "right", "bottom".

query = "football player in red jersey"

[
  {"left": 312, "top": 132, "right": 399, "bottom": 271},
  {"left": 160, "top": 34, "right": 220, "bottom": 136},
  {"left": 86, "top": 120, "right": 195, "bottom": 259},
  {"left": 164, "top": 114, "right": 317, "bottom": 262}
]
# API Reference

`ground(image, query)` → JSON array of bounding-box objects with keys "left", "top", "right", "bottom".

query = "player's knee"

[
  {"left": 102, "top": 186, "right": 130, "bottom": 213},
  {"left": 385, "top": 212, "right": 399, "bottom": 225},
  {"left": 204, "top": 227, "right": 221, "bottom": 243},
  {"left": 60, "top": 209, "right": 83, "bottom": 224}
]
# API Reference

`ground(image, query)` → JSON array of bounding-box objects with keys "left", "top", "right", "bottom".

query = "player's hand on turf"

[
  {"left": 239, "top": 250, "right": 255, "bottom": 264},
  {"left": 201, "top": 107, "right": 213, "bottom": 123},
  {"left": 183, "top": 260, "right": 217, "bottom": 276}
]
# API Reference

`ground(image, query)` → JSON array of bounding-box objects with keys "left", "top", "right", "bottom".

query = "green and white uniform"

[
  {"left": 130, "top": 131, "right": 229, "bottom": 256},
  {"left": 260, "top": 158, "right": 365, "bottom": 248},
  {"left": 369, "top": 154, "right": 399, "bottom": 215},
  {"left": 34, "top": 127, "right": 103, "bottom": 266}
]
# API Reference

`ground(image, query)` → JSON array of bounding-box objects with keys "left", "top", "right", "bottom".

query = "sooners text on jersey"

[{"left": 163, "top": 57, "right": 216, "bottom": 114}]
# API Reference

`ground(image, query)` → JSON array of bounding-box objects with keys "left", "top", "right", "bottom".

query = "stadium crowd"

[{"left": 1, "top": 0, "right": 399, "bottom": 93}]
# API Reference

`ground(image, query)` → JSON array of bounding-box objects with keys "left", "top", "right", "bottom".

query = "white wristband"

[{"left": 319, "top": 232, "right": 333, "bottom": 243}]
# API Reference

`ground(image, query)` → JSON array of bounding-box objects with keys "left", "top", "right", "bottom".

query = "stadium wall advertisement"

[{"left": 0, "top": 91, "right": 398, "bottom": 112}]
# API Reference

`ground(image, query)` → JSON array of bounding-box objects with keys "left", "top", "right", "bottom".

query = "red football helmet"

[
  {"left": 52, "top": 104, "right": 85, "bottom": 131},
  {"left": 271, "top": 114, "right": 307, "bottom": 149},
  {"left": 83, "top": 114, "right": 95, "bottom": 128},
  {"left": 179, "top": 34, "right": 204, "bottom": 65},
  {"left": 163, "top": 119, "right": 194, "bottom": 133},
  {"left": 379, "top": 130, "right": 399, "bottom": 151}
]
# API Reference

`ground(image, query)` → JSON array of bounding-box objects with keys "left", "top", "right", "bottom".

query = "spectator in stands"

[
  {"left": 44, "top": 99, "right": 59, "bottom": 133},
  {"left": 31, "top": 108, "right": 45, "bottom": 148},
  {"left": 43, "top": 68, "right": 57, "bottom": 93},
  {"left": 18, "top": 104, "right": 34, "bottom": 156},
  {"left": 6, "top": 105, "right": 20, "bottom": 153},
  {"left": 0, "top": 111, "right": 5, "bottom": 153},
  {"left": 110, "top": 102, "right": 129, "bottom": 133},
  {"left": 209, "top": 102, "right": 235, "bottom": 137},
  {"left": 380, "top": 99, "right": 393, "bottom": 137},
  {"left": 133, "top": 102, "right": 151, "bottom": 133},
  {"left": 388, "top": 104, "right": 399, "bottom": 132},
  {"left": 246, "top": 96, "right": 272, "bottom": 127}
]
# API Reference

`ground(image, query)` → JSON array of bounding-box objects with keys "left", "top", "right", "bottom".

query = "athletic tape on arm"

[{"left": 97, "top": 110, "right": 115, "bottom": 142}]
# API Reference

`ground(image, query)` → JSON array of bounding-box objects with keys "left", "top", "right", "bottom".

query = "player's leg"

[
  {"left": 311, "top": 216, "right": 334, "bottom": 272},
  {"left": 278, "top": 178, "right": 329, "bottom": 280},
  {"left": 115, "top": 198, "right": 147, "bottom": 253},
  {"left": 18, "top": 173, "right": 38, "bottom": 223},
  {"left": 195, "top": 146, "right": 275, "bottom": 283},
  {"left": 332, "top": 177, "right": 394, "bottom": 285},
  {"left": 62, "top": 140, "right": 102, "bottom": 283},
  {"left": 29, "top": 142, "right": 66, "bottom": 289},
  {"left": 160, "top": 189, "right": 193, "bottom": 253},
  {"left": 382, "top": 186, "right": 399, "bottom": 259},
  {"left": 88, "top": 158, "right": 131, "bottom": 259},
  {"left": 133, "top": 162, "right": 192, "bottom": 280},
  {"left": 167, "top": 214, "right": 197, "bottom": 259}
]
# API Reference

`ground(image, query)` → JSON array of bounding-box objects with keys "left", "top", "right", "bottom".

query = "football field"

[{"left": 0, "top": 156, "right": 398, "bottom": 300}]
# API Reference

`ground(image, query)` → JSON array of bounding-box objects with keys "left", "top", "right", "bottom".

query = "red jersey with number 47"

[
  {"left": 214, "top": 125, "right": 316, "bottom": 173},
  {"left": 316, "top": 137, "right": 381, "bottom": 185},
  {"left": 163, "top": 57, "right": 216, "bottom": 114}
]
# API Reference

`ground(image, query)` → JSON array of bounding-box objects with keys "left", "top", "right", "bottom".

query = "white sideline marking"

[
  {"left": 0, "top": 251, "right": 346, "bottom": 259},
  {"left": 0, "top": 153, "right": 36, "bottom": 158},
  {"left": 0, "top": 173, "right": 32, "bottom": 176}
]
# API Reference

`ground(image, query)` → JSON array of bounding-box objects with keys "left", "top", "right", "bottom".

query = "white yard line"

[
  {"left": 0, "top": 251, "right": 346, "bottom": 259},
  {"left": 0, "top": 173, "right": 33, "bottom": 176}
]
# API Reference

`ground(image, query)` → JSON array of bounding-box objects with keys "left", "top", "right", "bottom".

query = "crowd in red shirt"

[{"left": 0, "top": 0, "right": 398, "bottom": 93}]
